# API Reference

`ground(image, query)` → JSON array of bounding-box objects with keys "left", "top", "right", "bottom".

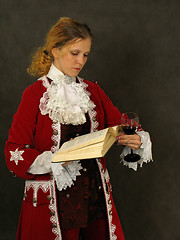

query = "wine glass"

[{"left": 121, "top": 112, "right": 140, "bottom": 162}]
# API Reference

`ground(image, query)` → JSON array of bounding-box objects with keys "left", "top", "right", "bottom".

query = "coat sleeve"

[
  {"left": 93, "top": 82, "right": 122, "bottom": 127},
  {"left": 4, "top": 81, "right": 44, "bottom": 179}
]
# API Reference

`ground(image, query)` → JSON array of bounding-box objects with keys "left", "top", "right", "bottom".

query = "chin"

[{"left": 69, "top": 72, "right": 80, "bottom": 77}]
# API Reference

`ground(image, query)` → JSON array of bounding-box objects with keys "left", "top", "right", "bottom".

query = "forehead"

[{"left": 64, "top": 38, "right": 92, "bottom": 52}]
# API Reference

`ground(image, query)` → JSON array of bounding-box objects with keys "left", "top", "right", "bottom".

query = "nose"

[{"left": 76, "top": 55, "right": 86, "bottom": 66}]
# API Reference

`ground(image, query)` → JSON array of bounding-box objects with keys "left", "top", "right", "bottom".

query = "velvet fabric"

[{"left": 5, "top": 77, "right": 125, "bottom": 240}]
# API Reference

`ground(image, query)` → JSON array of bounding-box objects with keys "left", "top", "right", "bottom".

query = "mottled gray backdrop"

[{"left": 1, "top": 0, "right": 180, "bottom": 239}]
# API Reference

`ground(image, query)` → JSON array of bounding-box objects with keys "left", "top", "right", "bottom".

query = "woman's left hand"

[{"left": 117, "top": 133, "right": 141, "bottom": 150}]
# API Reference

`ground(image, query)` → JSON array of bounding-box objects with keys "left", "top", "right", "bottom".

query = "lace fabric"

[
  {"left": 51, "top": 161, "right": 83, "bottom": 191},
  {"left": 39, "top": 64, "right": 95, "bottom": 125},
  {"left": 120, "top": 131, "right": 153, "bottom": 171},
  {"left": 27, "top": 150, "right": 83, "bottom": 191}
]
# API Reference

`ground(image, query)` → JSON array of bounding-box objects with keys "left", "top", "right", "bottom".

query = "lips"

[{"left": 74, "top": 68, "right": 81, "bottom": 71}]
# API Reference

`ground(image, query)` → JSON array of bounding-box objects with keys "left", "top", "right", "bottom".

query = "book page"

[
  {"left": 53, "top": 142, "right": 104, "bottom": 162},
  {"left": 57, "top": 128, "right": 109, "bottom": 154},
  {"left": 109, "top": 125, "right": 122, "bottom": 136}
]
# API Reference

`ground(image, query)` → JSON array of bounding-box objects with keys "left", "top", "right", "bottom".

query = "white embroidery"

[
  {"left": 51, "top": 121, "right": 61, "bottom": 154},
  {"left": 96, "top": 159, "right": 117, "bottom": 240},
  {"left": 104, "top": 169, "right": 110, "bottom": 183},
  {"left": 10, "top": 148, "right": 24, "bottom": 165},
  {"left": 24, "top": 179, "right": 62, "bottom": 240},
  {"left": 49, "top": 179, "right": 62, "bottom": 240}
]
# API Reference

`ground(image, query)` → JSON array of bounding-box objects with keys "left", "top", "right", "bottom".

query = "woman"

[{"left": 5, "top": 17, "right": 152, "bottom": 240}]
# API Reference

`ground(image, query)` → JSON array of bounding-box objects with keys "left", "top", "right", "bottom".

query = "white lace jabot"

[{"left": 39, "top": 64, "right": 95, "bottom": 125}]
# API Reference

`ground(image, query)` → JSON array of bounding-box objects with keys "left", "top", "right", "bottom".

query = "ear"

[{"left": 51, "top": 48, "right": 60, "bottom": 58}]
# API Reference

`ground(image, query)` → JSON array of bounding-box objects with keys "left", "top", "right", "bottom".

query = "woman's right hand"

[{"left": 62, "top": 161, "right": 73, "bottom": 166}]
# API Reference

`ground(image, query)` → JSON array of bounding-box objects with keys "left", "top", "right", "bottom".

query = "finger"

[
  {"left": 117, "top": 135, "right": 141, "bottom": 149},
  {"left": 117, "top": 141, "right": 140, "bottom": 150},
  {"left": 62, "top": 161, "right": 72, "bottom": 166},
  {"left": 119, "top": 134, "right": 140, "bottom": 141}
]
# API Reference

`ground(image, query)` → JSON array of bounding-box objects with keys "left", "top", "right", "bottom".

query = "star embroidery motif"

[{"left": 10, "top": 148, "right": 24, "bottom": 165}]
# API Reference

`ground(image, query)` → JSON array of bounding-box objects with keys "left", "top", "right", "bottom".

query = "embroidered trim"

[
  {"left": 10, "top": 148, "right": 24, "bottom": 165},
  {"left": 104, "top": 169, "right": 110, "bottom": 183},
  {"left": 25, "top": 180, "right": 53, "bottom": 207},
  {"left": 49, "top": 179, "right": 62, "bottom": 240},
  {"left": 51, "top": 121, "right": 61, "bottom": 154},
  {"left": 24, "top": 180, "right": 62, "bottom": 240},
  {"left": 96, "top": 159, "right": 117, "bottom": 240}
]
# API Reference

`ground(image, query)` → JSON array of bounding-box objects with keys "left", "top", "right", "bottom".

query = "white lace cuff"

[
  {"left": 120, "top": 131, "right": 153, "bottom": 171},
  {"left": 51, "top": 161, "right": 83, "bottom": 191},
  {"left": 28, "top": 151, "right": 53, "bottom": 174}
]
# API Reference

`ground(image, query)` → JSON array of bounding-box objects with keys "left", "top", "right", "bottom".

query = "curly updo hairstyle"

[{"left": 27, "top": 17, "right": 93, "bottom": 77}]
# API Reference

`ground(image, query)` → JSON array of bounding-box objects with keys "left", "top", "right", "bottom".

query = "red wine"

[{"left": 122, "top": 126, "right": 136, "bottom": 135}]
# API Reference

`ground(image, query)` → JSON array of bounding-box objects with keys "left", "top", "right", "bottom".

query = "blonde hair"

[{"left": 27, "top": 17, "right": 93, "bottom": 77}]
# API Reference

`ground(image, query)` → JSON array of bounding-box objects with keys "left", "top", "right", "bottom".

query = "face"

[{"left": 52, "top": 38, "right": 91, "bottom": 77}]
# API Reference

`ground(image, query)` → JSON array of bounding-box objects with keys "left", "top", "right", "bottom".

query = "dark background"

[{"left": 1, "top": 0, "right": 180, "bottom": 239}]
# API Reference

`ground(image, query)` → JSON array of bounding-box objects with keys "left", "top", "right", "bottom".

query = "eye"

[
  {"left": 71, "top": 51, "right": 79, "bottom": 56},
  {"left": 84, "top": 53, "right": 89, "bottom": 57}
]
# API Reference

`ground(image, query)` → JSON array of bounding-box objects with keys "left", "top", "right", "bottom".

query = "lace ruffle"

[
  {"left": 51, "top": 161, "right": 83, "bottom": 191},
  {"left": 120, "top": 131, "right": 153, "bottom": 171},
  {"left": 39, "top": 64, "right": 95, "bottom": 125}
]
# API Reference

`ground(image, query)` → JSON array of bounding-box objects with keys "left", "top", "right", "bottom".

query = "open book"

[{"left": 52, "top": 125, "right": 122, "bottom": 162}]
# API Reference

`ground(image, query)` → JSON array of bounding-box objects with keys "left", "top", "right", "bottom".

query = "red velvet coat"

[{"left": 5, "top": 76, "right": 125, "bottom": 240}]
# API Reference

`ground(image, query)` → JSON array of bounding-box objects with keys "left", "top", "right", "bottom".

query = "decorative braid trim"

[
  {"left": 39, "top": 76, "right": 61, "bottom": 154},
  {"left": 96, "top": 159, "right": 117, "bottom": 240},
  {"left": 51, "top": 121, "right": 61, "bottom": 154},
  {"left": 49, "top": 179, "right": 62, "bottom": 240},
  {"left": 88, "top": 108, "right": 99, "bottom": 133},
  {"left": 24, "top": 180, "right": 62, "bottom": 240},
  {"left": 77, "top": 77, "right": 99, "bottom": 132}
]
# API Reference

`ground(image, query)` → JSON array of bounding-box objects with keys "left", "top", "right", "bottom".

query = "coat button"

[
  {"left": 10, "top": 171, "right": 16, "bottom": 177},
  {"left": 98, "top": 186, "right": 102, "bottom": 190},
  {"left": 47, "top": 195, "right": 51, "bottom": 201},
  {"left": 50, "top": 211, "right": 55, "bottom": 216},
  {"left": 76, "top": 133, "right": 80, "bottom": 137},
  {"left": 33, "top": 198, "right": 37, "bottom": 203},
  {"left": 83, "top": 168, "right": 87, "bottom": 172},
  {"left": 66, "top": 194, "right": 70, "bottom": 198},
  {"left": 53, "top": 141, "right": 58, "bottom": 146},
  {"left": 92, "top": 116, "right": 96, "bottom": 122},
  {"left": 53, "top": 120, "right": 58, "bottom": 124},
  {"left": 53, "top": 131, "right": 58, "bottom": 135},
  {"left": 108, "top": 200, "right": 112, "bottom": 204},
  {"left": 52, "top": 223, "right": 57, "bottom": 228},
  {"left": 101, "top": 169, "right": 105, "bottom": 173},
  {"left": 83, "top": 192, "right": 88, "bottom": 200},
  {"left": 109, "top": 211, "right": 112, "bottom": 215},
  {"left": 25, "top": 144, "right": 31, "bottom": 148}
]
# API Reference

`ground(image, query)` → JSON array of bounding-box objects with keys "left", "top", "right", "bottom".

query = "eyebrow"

[{"left": 71, "top": 49, "right": 91, "bottom": 53}]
